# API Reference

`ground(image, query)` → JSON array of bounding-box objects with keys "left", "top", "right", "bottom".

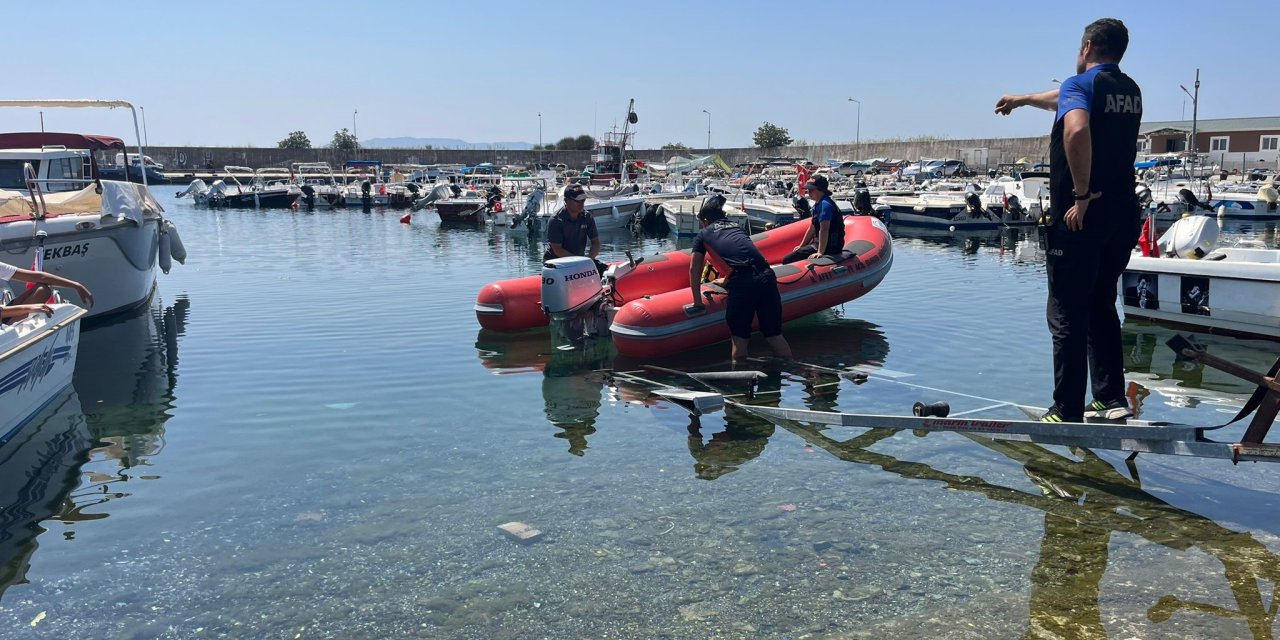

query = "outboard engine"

[
  {"left": 1260, "top": 184, "right": 1280, "bottom": 212},
  {"left": 411, "top": 183, "right": 451, "bottom": 211},
  {"left": 300, "top": 184, "right": 317, "bottom": 208},
  {"left": 207, "top": 179, "right": 230, "bottom": 207},
  {"left": 508, "top": 187, "right": 546, "bottom": 228},
  {"left": 792, "top": 196, "right": 812, "bottom": 219},
  {"left": 1004, "top": 194, "right": 1026, "bottom": 219},
  {"left": 1178, "top": 188, "right": 1212, "bottom": 212},
  {"left": 449, "top": 184, "right": 463, "bottom": 198},
  {"left": 360, "top": 180, "right": 373, "bottom": 208},
  {"left": 853, "top": 187, "right": 872, "bottom": 215},
  {"left": 541, "top": 256, "right": 609, "bottom": 345},
  {"left": 1158, "top": 215, "right": 1219, "bottom": 259},
  {"left": 1135, "top": 184, "right": 1153, "bottom": 211},
  {"left": 964, "top": 192, "right": 985, "bottom": 216}
]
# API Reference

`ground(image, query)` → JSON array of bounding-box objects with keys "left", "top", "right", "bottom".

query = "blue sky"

[{"left": 7, "top": 0, "right": 1274, "bottom": 148}]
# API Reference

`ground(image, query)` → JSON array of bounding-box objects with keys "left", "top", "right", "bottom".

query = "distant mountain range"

[{"left": 363, "top": 137, "right": 534, "bottom": 150}]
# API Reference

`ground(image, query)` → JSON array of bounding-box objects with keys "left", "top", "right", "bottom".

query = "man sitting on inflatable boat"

[
  {"left": 544, "top": 184, "right": 607, "bottom": 276},
  {"left": 781, "top": 175, "right": 845, "bottom": 264},
  {"left": 690, "top": 195, "right": 793, "bottom": 362}
]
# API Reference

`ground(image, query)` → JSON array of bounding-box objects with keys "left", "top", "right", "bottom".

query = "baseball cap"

[
  {"left": 804, "top": 175, "right": 829, "bottom": 194},
  {"left": 564, "top": 184, "right": 588, "bottom": 201}
]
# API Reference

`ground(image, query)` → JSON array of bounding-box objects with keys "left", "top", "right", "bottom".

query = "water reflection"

[
  {"left": 0, "top": 392, "right": 88, "bottom": 599},
  {"left": 0, "top": 297, "right": 187, "bottom": 600},
  {"left": 1121, "top": 320, "right": 1280, "bottom": 412},
  {"left": 781, "top": 424, "right": 1280, "bottom": 639},
  {"left": 476, "top": 318, "right": 890, "bottom": 465}
]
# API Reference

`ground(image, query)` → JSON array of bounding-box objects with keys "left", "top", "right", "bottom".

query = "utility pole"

[
  {"left": 39, "top": 111, "right": 44, "bottom": 134},
  {"left": 352, "top": 109, "right": 359, "bottom": 160},
  {"left": 846, "top": 98, "right": 861, "bottom": 159},
  {"left": 538, "top": 112, "right": 543, "bottom": 166},
  {"left": 702, "top": 109, "right": 711, "bottom": 151},
  {"left": 140, "top": 106, "right": 149, "bottom": 147}
]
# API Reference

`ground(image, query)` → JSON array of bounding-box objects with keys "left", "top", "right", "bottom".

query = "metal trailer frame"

[{"left": 619, "top": 334, "right": 1280, "bottom": 466}]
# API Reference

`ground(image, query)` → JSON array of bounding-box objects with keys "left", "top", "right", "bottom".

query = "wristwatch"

[{"left": 1072, "top": 189, "right": 1092, "bottom": 201}]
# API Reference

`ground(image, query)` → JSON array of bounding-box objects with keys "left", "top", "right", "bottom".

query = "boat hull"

[
  {"left": 610, "top": 216, "right": 893, "bottom": 357},
  {"left": 1121, "top": 251, "right": 1280, "bottom": 339},
  {"left": 436, "top": 200, "right": 487, "bottom": 223},
  {"left": 212, "top": 190, "right": 299, "bottom": 209},
  {"left": 0, "top": 216, "right": 160, "bottom": 318},
  {"left": 0, "top": 304, "right": 85, "bottom": 441}
]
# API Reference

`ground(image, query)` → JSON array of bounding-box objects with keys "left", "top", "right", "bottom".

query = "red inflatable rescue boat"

[
  {"left": 474, "top": 218, "right": 813, "bottom": 332},
  {"left": 610, "top": 216, "right": 892, "bottom": 357}
]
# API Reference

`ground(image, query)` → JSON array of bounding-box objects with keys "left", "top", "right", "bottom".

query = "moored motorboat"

[
  {"left": 0, "top": 304, "right": 86, "bottom": 441},
  {"left": 0, "top": 108, "right": 186, "bottom": 318},
  {"left": 1121, "top": 215, "right": 1280, "bottom": 339}
]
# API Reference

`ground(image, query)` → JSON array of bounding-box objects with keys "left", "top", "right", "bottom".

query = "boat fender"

[
  {"left": 158, "top": 228, "right": 173, "bottom": 275},
  {"left": 165, "top": 219, "right": 187, "bottom": 264}
]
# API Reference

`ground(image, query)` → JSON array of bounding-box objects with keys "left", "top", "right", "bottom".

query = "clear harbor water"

[{"left": 1, "top": 197, "right": 1279, "bottom": 639}]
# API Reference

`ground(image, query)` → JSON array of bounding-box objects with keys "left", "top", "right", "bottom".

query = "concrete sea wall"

[{"left": 145, "top": 136, "right": 1051, "bottom": 173}]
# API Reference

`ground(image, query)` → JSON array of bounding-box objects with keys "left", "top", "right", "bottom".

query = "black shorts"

[{"left": 724, "top": 267, "right": 783, "bottom": 339}]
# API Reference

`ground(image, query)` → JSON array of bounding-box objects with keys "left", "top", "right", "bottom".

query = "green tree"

[
  {"left": 753, "top": 122, "right": 793, "bottom": 149},
  {"left": 661, "top": 142, "right": 691, "bottom": 151},
  {"left": 331, "top": 127, "right": 359, "bottom": 151},
  {"left": 573, "top": 134, "right": 596, "bottom": 150},
  {"left": 554, "top": 136, "right": 577, "bottom": 151},
  {"left": 277, "top": 130, "right": 312, "bottom": 149}
]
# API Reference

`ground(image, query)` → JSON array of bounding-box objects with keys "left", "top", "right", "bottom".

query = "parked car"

[{"left": 836, "top": 160, "right": 873, "bottom": 176}]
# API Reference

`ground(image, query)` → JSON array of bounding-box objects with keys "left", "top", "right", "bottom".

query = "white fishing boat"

[
  {"left": 290, "top": 162, "right": 345, "bottom": 208},
  {"left": 175, "top": 166, "right": 300, "bottom": 209},
  {"left": 656, "top": 195, "right": 750, "bottom": 237},
  {"left": 0, "top": 304, "right": 86, "bottom": 441},
  {"left": 0, "top": 100, "right": 186, "bottom": 318},
  {"left": 875, "top": 179, "right": 1039, "bottom": 230},
  {"left": 1120, "top": 215, "right": 1280, "bottom": 339}
]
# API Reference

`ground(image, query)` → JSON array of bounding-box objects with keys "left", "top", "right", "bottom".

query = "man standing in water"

[
  {"left": 995, "top": 18, "right": 1142, "bottom": 423},
  {"left": 690, "top": 195, "right": 792, "bottom": 362}
]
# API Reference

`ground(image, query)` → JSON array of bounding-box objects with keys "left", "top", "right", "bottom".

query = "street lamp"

[
  {"left": 538, "top": 112, "right": 543, "bottom": 165},
  {"left": 846, "top": 97, "right": 861, "bottom": 159},
  {"left": 140, "top": 106, "right": 149, "bottom": 147},
  {"left": 1180, "top": 68, "right": 1200, "bottom": 155},
  {"left": 352, "top": 109, "right": 359, "bottom": 159},
  {"left": 702, "top": 109, "right": 711, "bottom": 151}
]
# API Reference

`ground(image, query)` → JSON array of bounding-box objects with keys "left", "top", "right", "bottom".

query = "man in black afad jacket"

[{"left": 996, "top": 18, "right": 1142, "bottom": 423}]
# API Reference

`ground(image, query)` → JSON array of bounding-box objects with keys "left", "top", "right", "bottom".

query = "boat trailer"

[{"left": 614, "top": 335, "right": 1280, "bottom": 465}]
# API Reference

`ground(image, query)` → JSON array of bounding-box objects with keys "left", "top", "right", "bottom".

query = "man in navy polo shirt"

[
  {"left": 996, "top": 18, "right": 1143, "bottom": 423},
  {"left": 545, "top": 183, "right": 606, "bottom": 275},
  {"left": 690, "top": 195, "right": 792, "bottom": 362}
]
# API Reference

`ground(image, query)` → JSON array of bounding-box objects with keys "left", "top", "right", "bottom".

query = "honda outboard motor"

[{"left": 541, "top": 256, "right": 609, "bottom": 346}]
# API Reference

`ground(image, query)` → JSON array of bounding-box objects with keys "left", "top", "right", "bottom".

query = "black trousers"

[{"left": 1044, "top": 200, "right": 1141, "bottom": 418}]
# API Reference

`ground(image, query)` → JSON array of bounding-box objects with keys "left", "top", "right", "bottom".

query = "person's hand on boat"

[
  {"left": 1064, "top": 192, "right": 1101, "bottom": 231},
  {"left": 809, "top": 252, "right": 824, "bottom": 260},
  {"left": 7, "top": 304, "right": 53, "bottom": 320}
]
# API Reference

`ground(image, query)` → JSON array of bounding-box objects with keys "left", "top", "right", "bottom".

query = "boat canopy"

[{"left": 0, "top": 132, "right": 125, "bottom": 151}]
